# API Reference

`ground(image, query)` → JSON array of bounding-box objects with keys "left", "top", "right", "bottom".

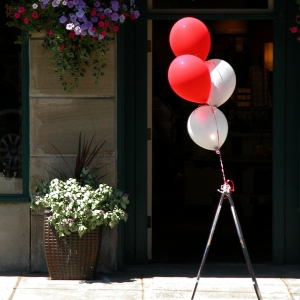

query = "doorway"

[{"left": 150, "top": 19, "right": 273, "bottom": 263}]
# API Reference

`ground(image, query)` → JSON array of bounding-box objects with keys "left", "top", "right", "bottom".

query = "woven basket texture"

[{"left": 44, "top": 213, "right": 101, "bottom": 280}]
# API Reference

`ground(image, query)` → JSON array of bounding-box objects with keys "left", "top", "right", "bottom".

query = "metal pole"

[
  {"left": 227, "top": 192, "right": 263, "bottom": 300},
  {"left": 191, "top": 192, "right": 226, "bottom": 300}
]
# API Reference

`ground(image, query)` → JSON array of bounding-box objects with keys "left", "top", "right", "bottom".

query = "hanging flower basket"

[
  {"left": 290, "top": 0, "right": 300, "bottom": 41},
  {"left": 5, "top": 0, "right": 140, "bottom": 92}
]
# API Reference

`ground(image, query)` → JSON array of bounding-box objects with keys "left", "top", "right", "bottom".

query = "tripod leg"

[
  {"left": 227, "top": 193, "right": 263, "bottom": 300},
  {"left": 191, "top": 192, "right": 226, "bottom": 300}
]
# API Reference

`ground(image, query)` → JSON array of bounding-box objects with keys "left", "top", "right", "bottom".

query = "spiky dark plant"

[{"left": 49, "top": 132, "right": 106, "bottom": 186}]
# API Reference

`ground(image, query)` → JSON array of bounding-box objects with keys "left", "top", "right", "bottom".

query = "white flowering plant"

[
  {"left": 31, "top": 178, "right": 129, "bottom": 237},
  {"left": 5, "top": 0, "right": 140, "bottom": 92},
  {"left": 30, "top": 132, "right": 129, "bottom": 237}
]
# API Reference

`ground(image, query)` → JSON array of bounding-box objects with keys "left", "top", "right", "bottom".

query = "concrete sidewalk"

[{"left": 1, "top": 263, "right": 300, "bottom": 300}]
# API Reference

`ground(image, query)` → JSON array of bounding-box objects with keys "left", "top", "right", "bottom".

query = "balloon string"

[
  {"left": 208, "top": 104, "right": 221, "bottom": 150},
  {"left": 216, "top": 149, "right": 226, "bottom": 185}
]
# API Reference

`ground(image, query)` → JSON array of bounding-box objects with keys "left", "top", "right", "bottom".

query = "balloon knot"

[{"left": 218, "top": 179, "right": 234, "bottom": 194}]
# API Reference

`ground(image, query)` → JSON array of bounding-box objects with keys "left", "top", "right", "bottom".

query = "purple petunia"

[
  {"left": 91, "top": 16, "right": 98, "bottom": 23},
  {"left": 52, "top": 0, "right": 60, "bottom": 8},
  {"left": 111, "top": 12, "right": 119, "bottom": 22},
  {"left": 94, "top": 1, "right": 100, "bottom": 8},
  {"left": 119, "top": 14, "right": 125, "bottom": 23},
  {"left": 59, "top": 15, "right": 68, "bottom": 24},
  {"left": 78, "top": 15, "right": 87, "bottom": 23},
  {"left": 67, "top": 1, "right": 74, "bottom": 8},
  {"left": 111, "top": 1, "right": 119, "bottom": 11},
  {"left": 81, "top": 21, "right": 92, "bottom": 30},
  {"left": 133, "top": 10, "right": 140, "bottom": 19},
  {"left": 76, "top": 9, "right": 85, "bottom": 18},
  {"left": 70, "top": 13, "right": 77, "bottom": 22},
  {"left": 104, "top": 8, "right": 112, "bottom": 16}
]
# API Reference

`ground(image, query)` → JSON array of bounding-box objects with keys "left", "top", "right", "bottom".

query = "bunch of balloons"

[{"left": 168, "top": 17, "right": 236, "bottom": 151}]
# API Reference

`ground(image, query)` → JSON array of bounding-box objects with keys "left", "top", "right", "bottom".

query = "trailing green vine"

[{"left": 5, "top": 0, "right": 140, "bottom": 92}]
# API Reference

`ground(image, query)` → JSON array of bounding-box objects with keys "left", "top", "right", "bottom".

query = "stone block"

[
  {"left": 0, "top": 203, "right": 30, "bottom": 272},
  {"left": 30, "top": 98, "right": 115, "bottom": 155},
  {"left": 30, "top": 155, "right": 116, "bottom": 187},
  {"left": 29, "top": 37, "right": 116, "bottom": 96}
]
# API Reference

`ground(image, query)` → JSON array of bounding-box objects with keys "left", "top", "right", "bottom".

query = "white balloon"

[
  {"left": 205, "top": 59, "right": 236, "bottom": 107},
  {"left": 187, "top": 106, "right": 228, "bottom": 151}
]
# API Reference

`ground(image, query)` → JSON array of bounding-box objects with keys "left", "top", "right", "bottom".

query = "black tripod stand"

[{"left": 191, "top": 190, "right": 262, "bottom": 300}]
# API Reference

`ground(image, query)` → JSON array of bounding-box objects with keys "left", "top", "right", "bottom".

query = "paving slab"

[{"left": 0, "top": 263, "right": 299, "bottom": 300}]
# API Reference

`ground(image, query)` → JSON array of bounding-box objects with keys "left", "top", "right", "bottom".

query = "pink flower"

[
  {"left": 113, "top": 26, "right": 119, "bottom": 32},
  {"left": 60, "top": 45, "right": 65, "bottom": 51},
  {"left": 14, "top": 12, "right": 20, "bottom": 19},
  {"left": 291, "top": 26, "right": 298, "bottom": 34},
  {"left": 48, "top": 30, "right": 53, "bottom": 36},
  {"left": 32, "top": 12, "right": 39, "bottom": 19},
  {"left": 68, "top": 32, "right": 75, "bottom": 38},
  {"left": 18, "top": 6, "right": 25, "bottom": 13},
  {"left": 23, "top": 17, "right": 29, "bottom": 24},
  {"left": 297, "top": 37, "right": 300, "bottom": 42},
  {"left": 100, "top": 13, "right": 105, "bottom": 20},
  {"left": 91, "top": 8, "right": 97, "bottom": 16}
]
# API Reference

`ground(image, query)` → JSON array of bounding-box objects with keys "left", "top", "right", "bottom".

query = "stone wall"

[
  {"left": 29, "top": 33, "right": 118, "bottom": 273},
  {"left": 0, "top": 203, "right": 30, "bottom": 272}
]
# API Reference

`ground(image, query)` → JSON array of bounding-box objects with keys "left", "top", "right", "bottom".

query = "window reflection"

[{"left": 0, "top": 4, "right": 22, "bottom": 194}]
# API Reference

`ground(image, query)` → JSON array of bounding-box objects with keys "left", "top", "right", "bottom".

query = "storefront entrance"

[
  {"left": 122, "top": 0, "right": 300, "bottom": 266},
  {"left": 150, "top": 19, "right": 273, "bottom": 263}
]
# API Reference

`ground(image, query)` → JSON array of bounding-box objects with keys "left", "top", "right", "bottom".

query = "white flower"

[
  {"left": 74, "top": 26, "right": 82, "bottom": 35},
  {"left": 32, "top": 3, "right": 38, "bottom": 9},
  {"left": 62, "top": 0, "right": 67, "bottom": 5},
  {"left": 66, "top": 23, "right": 75, "bottom": 30}
]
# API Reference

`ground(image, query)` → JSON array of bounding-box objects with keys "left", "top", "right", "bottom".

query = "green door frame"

[{"left": 118, "top": 0, "right": 300, "bottom": 265}]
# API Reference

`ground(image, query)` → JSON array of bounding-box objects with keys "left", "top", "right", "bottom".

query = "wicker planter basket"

[{"left": 44, "top": 211, "right": 101, "bottom": 280}]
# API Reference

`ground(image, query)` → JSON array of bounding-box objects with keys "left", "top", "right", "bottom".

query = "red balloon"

[
  {"left": 169, "top": 17, "right": 211, "bottom": 60},
  {"left": 168, "top": 55, "right": 211, "bottom": 104}
]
